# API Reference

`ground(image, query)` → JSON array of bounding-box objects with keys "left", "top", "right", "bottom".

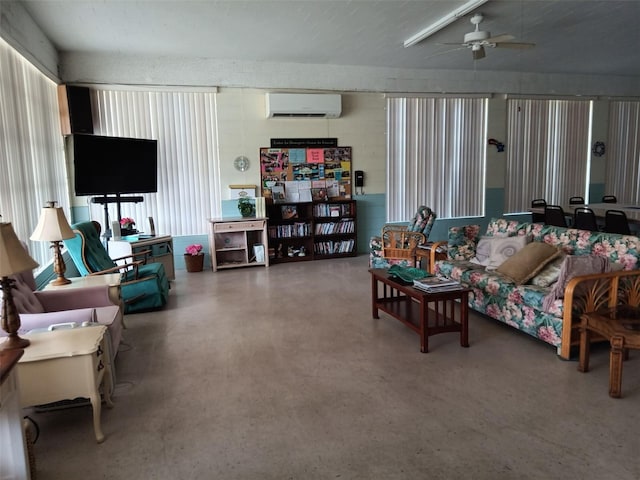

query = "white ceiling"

[{"left": 15, "top": 0, "right": 640, "bottom": 79}]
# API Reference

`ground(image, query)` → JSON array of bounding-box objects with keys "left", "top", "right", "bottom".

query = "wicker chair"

[{"left": 369, "top": 206, "right": 436, "bottom": 269}]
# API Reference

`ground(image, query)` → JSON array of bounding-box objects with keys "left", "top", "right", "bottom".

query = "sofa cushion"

[
  {"left": 447, "top": 225, "right": 481, "bottom": 261},
  {"left": 7, "top": 275, "right": 45, "bottom": 314},
  {"left": 496, "top": 242, "right": 562, "bottom": 284}
]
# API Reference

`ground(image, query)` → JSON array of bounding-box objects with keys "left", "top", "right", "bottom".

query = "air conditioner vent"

[{"left": 265, "top": 93, "right": 341, "bottom": 119}]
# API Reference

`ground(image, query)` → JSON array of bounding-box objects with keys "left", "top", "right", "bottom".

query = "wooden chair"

[
  {"left": 531, "top": 198, "right": 546, "bottom": 223},
  {"left": 369, "top": 206, "right": 436, "bottom": 269},
  {"left": 544, "top": 205, "right": 568, "bottom": 227},
  {"left": 569, "top": 196, "right": 585, "bottom": 205},
  {"left": 604, "top": 210, "right": 631, "bottom": 235},
  {"left": 573, "top": 207, "right": 599, "bottom": 231},
  {"left": 380, "top": 229, "right": 426, "bottom": 267},
  {"left": 602, "top": 195, "right": 617, "bottom": 203}
]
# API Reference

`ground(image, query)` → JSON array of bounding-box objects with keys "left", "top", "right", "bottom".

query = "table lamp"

[
  {"left": 30, "top": 201, "right": 75, "bottom": 286},
  {"left": 0, "top": 222, "right": 39, "bottom": 350}
]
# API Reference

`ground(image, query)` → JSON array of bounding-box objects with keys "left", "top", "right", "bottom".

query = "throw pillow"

[
  {"left": 469, "top": 236, "right": 494, "bottom": 266},
  {"left": 495, "top": 242, "right": 563, "bottom": 284},
  {"left": 542, "top": 255, "right": 611, "bottom": 312},
  {"left": 486, "top": 235, "right": 530, "bottom": 270},
  {"left": 529, "top": 254, "right": 566, "bottom": 287}
]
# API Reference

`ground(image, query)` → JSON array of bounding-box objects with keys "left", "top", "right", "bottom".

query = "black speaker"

[
  {"left": 355, "top": 170, "right": 364, "bottom": 187},
  {"left": 58, "top": 85, "right": 93, "bottom": 135}
]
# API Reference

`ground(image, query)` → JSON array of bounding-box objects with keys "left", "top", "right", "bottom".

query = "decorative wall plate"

[{"left": 592, "top": 141, "right": 605, "bottom": 157}]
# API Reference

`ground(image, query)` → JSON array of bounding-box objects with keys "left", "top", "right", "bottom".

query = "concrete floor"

[{"left": 29, "top": 255, "right": 640, "bottom": 479}]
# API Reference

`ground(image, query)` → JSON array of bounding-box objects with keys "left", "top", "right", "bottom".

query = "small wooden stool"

[{"left": 578, "top": 305, "right": 640, "bottom": 398}]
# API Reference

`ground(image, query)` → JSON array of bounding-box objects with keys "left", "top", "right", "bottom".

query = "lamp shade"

[
  {"left": 0, "top": 222, "right": 39, "bottom": 276},
  {"left": 30, "top": 204, "right": 75, "bottom": 242}
]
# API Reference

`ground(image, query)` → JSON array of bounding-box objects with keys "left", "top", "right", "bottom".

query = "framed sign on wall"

[{"left": 260, "top": 146, "right": 352, "bottom": 203}]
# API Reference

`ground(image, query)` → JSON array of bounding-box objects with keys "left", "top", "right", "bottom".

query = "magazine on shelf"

[{"left": 413, "top": 276, "right": 462, "bottom": 292}]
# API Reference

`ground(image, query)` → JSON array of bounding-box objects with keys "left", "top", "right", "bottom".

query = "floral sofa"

[
  {"left": 431, "top": 218, "right": 640, "bottom": 359},
  {"left": 369, "top": 206, "right": 437, "bottom": 269}
]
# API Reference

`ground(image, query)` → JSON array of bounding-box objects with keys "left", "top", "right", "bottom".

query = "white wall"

[{"left": 216, "top": 89, "right": 387, "bottom": 197}]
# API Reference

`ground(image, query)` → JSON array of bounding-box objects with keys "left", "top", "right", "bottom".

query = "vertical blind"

[
  {"left": 606, "top": 101, "right": 640, "bottom": 204},
  {"left": 90, "top": 89, "right": 221, "bottom": 235},
  {"left": 0, "top": 38, "right": 69, "bottom": 270},
  {"left": 505, "top": 99, "right": 592, "bottom": 212},
  {"left": 386, "top": 97, "right": 486, "bottom": 221}
]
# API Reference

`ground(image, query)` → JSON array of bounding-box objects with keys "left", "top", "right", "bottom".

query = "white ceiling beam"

[{"left": 403, "top": 0, "right": 490, "bottom": 48}]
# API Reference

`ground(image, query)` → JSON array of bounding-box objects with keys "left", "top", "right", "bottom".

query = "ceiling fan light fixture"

[{"left": 472, "top": 45, "right": 486, "bottom": 60}]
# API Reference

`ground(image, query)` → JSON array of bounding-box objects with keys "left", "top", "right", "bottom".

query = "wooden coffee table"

[
  {"left": 369, "top": 268, "right": 470, "bottom": 353},
  {"left": 578, "top": 305, "right": 640, "bottom": 398}
]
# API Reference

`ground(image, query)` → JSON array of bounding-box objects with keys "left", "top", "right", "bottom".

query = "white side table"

[
  {"left": 0, "top": 349, "right": 31, "bottom": 479},
  {"left": 12, "top": 326, "right": 114, "bottom": 443}
]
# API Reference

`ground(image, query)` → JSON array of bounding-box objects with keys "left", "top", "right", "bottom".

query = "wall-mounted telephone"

[{"left": 354, "top": 170, "right": 365, "bottom": 195}]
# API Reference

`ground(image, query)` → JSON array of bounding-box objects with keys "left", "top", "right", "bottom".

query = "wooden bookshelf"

[{"left": 267, "top": 200, "right": 357, "bottom": 264}]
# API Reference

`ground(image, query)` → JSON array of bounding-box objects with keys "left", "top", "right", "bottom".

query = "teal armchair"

[{"left": 64, "top": 221, "right": 169, "bottom": 314}]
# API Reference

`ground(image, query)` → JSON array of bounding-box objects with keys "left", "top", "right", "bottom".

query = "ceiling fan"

[{"left": 442, "top": 13, "right": 535, "bottom": 60}]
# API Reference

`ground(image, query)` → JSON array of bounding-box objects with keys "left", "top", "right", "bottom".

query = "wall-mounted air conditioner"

[{"left": 265, "top": 93, "right": 342, "bottom": 118}]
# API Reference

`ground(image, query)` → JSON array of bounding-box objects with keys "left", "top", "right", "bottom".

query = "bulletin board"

[{"left": 260, "top": 146, "right": 352, "bottom": 202}]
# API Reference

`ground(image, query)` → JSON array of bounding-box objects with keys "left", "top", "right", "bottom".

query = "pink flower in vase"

[
  {"left": 185, "top": 244, "right": 203, "bottom": 256},
  {"left": 120, "top": 217, "right": 136, "bottom": 229}
]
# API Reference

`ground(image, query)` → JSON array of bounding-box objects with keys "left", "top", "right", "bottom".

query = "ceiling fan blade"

[
  {"left": 472, "top": 46, "right": 486, "bottom": 60},
  {"left": 423, "top": 46, "right": 469, "bottom": 61},
  {"left": 494, "top": 41, "right": 536, "bottom": 49},
  {"left": 486, "top": 34, "right": 514, "bottom": 43}
]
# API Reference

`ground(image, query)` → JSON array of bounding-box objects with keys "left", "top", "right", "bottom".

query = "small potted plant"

[
  {"left": 238, "top": 197, "right": 256, "bottom": 218},
  {"left": 184, "top": 244, "right": 204, "bottom": 272}
]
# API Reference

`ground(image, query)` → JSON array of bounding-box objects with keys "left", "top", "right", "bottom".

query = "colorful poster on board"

[{"left": 260, "top": 145, "right": 351, "bottom": 201}]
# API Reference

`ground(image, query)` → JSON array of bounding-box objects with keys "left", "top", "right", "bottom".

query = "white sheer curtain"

[
  {"left": 386, "top": 96, "right": 486, "bottom": 221},
  {"left": 605, "top": 101, "right": 640, "bottom": 204},
  {"left": 88, "top": 89, "right": 221, "bottom": 235},
  {"left": 505, "top": 98, "right": 592, "bottom": 212},
  {"left": 0, "top": 38, "right": 69, "bottom": 270}
]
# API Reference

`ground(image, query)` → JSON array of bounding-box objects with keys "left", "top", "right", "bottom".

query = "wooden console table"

[
  {"left": 369, "top": 268, "right": 470, "bottom": 353},
  {"left": 109, "top": 234, "right": 175, "bottom": 280},
  {"left": 208, "top": 217, "right": 269, "bottom": 271}
]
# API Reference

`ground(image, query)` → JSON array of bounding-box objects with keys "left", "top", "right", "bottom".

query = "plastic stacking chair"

[
  {"left": 544, "top": 205, "right": 568, "bottom": 227},
  {"left": 573, "top": 207, "right": 599, "bottom": 231},
  {"left": 604, "top": 210, "right": 631, "bottom": 235},
  {"left": 531, "top": 198, "right": 547, "bottom": 223},
  {"left": 569, "top": 196, "right": 585, "bottom": 205},
  {"left": 602, "top": 195, "right": 617, "bottom": 203}
]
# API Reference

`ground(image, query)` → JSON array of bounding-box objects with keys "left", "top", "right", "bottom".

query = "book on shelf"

[
  {"left": 413, "top": 276, "right": 462, "bottom": 293},
  {"left": 272, "top": 185, "right": 286, "bottom": 203}
]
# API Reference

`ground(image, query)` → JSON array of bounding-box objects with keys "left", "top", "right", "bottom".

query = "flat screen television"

[{"left": 73, "top": 134, "right": 158, "bottom": 196}]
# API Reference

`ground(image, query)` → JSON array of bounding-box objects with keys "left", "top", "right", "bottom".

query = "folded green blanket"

[{"left": 387, "top": 265, "right": 430, "bottom": 283}]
